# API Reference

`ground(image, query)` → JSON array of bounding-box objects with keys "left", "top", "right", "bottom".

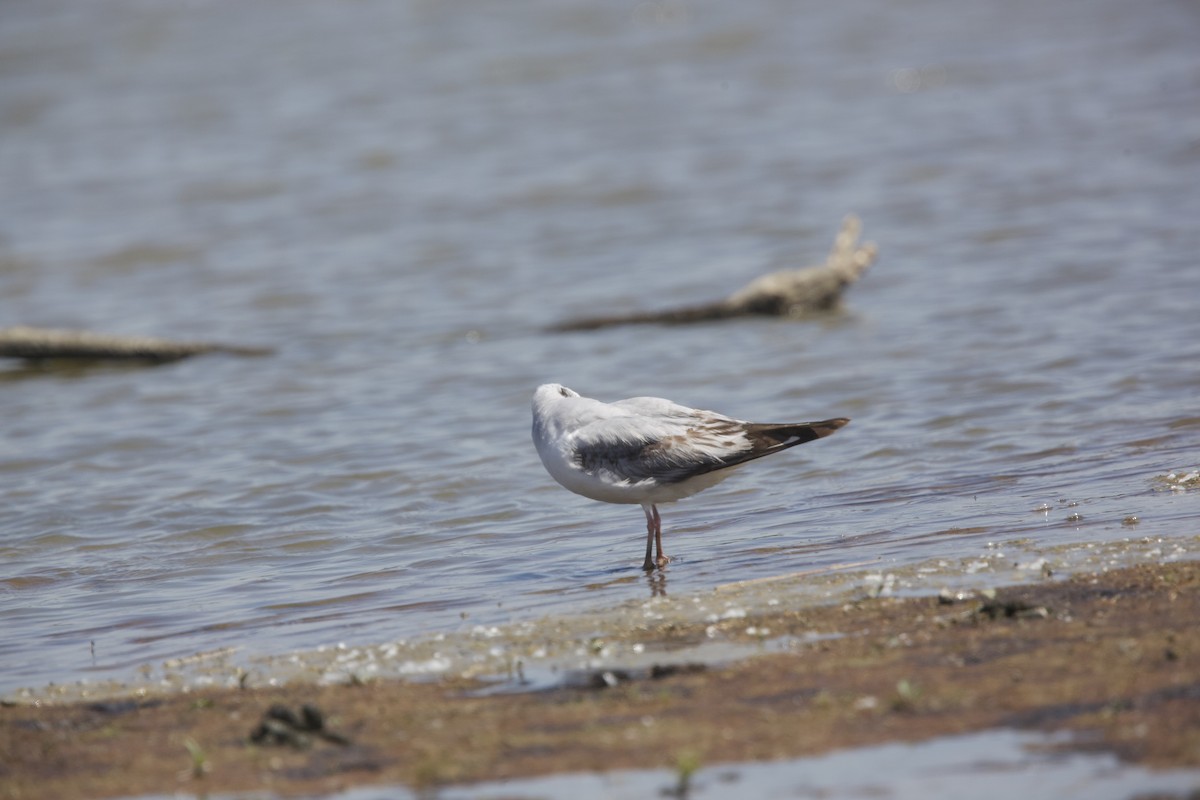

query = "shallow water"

[
  {"left": 119, "top": 729, "right": 1200, "bottom": 800},
  {"left": 391, "top": 730, "right": 1200, "bottom": 800},
  {"left": 2, "top": 0, "right": 1200, "bottom": 698}
]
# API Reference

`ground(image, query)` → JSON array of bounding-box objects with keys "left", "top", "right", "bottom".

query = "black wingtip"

[
  {"left": 816, "top": 417, "right": 851, "bottom": 437},
  {"left": 747, "top": 417, "right": 850, "bottom": 450}
]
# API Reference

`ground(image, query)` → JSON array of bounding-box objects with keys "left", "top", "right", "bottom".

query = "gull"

[{"left": 531, "top": 383, "right": 849, "bottom": 571}]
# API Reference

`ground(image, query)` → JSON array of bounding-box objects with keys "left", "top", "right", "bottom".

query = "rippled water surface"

[
  {"left": 2, "top": 0, "right": 1199, "bottom": 695},
  {"left": 119, "top": 729, "right": 1200, "bottom": 800},
  {"left": 353, "top": 730, "right": 1200, "bottom": 800}
]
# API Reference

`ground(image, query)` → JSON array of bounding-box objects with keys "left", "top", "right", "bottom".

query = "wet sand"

[{"left": 3, "top": 558, "right": 1197, "bottom": 799}]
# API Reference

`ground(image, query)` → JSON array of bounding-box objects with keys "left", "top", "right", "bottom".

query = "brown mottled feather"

[{"left": 575, "top": 417, "right": 849, "bottom": 485}]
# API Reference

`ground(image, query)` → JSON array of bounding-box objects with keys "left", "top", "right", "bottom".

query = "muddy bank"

[{"left": 2, "top": 558, "right": 1196, "bottom": 799}]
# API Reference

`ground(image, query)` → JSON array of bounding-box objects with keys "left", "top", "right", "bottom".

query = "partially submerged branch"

[
  {"left": 550, "top": 215, "right": 877, "bottom": 332},
  {"left": 0, "top": 326, "right": 272, "bottom": 363}
]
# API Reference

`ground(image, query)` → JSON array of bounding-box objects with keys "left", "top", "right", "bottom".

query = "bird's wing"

[
  {"left": 608, "top": 395, "right": 715, "bottom": 418},
  {"left": 568, "top": 409, "right": 752, "bottom": 485}
]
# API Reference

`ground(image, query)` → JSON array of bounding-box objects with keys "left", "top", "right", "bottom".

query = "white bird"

[{"left": 531, "top": 383, "right": 849, "bottom": 571}]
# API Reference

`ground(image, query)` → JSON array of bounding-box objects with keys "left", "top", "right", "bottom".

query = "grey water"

[
  {"left": 2, "top": 0, "right": 1199, "bottom": 698},
  {"left": 118, "top": 729, "right": 1200, "bottom": 800}
]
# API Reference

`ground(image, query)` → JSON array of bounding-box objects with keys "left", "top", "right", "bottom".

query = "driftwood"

[
  {"left": 549, "top": 215, "right": 877, "bottom": 332},
  {"left": 0, "top": 326, "right": 272, "bottom": 363}
]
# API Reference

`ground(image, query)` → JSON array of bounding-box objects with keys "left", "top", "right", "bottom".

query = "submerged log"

[
  {"left": 0, "top": 325, "right": 272, "bottom": 363},
  {"left": 550, "top": 215, "right": 877, "bottom": 332}
]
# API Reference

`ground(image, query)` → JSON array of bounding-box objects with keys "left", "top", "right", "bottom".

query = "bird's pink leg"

[
  {"left": 641, "top": 504, "right": 657, "bottom": 571},
  {"left": 652, "top": 505, "right": 669, "bottom": 568}
]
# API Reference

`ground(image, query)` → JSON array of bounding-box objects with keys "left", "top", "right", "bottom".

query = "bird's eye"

[{"left": 559, "top": 387, "right": 571, "bottom": 397}]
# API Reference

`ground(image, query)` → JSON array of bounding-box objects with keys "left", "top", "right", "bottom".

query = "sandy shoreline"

[{"left": 3, "top": 556, "right": 1198, "bottom": 799}]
